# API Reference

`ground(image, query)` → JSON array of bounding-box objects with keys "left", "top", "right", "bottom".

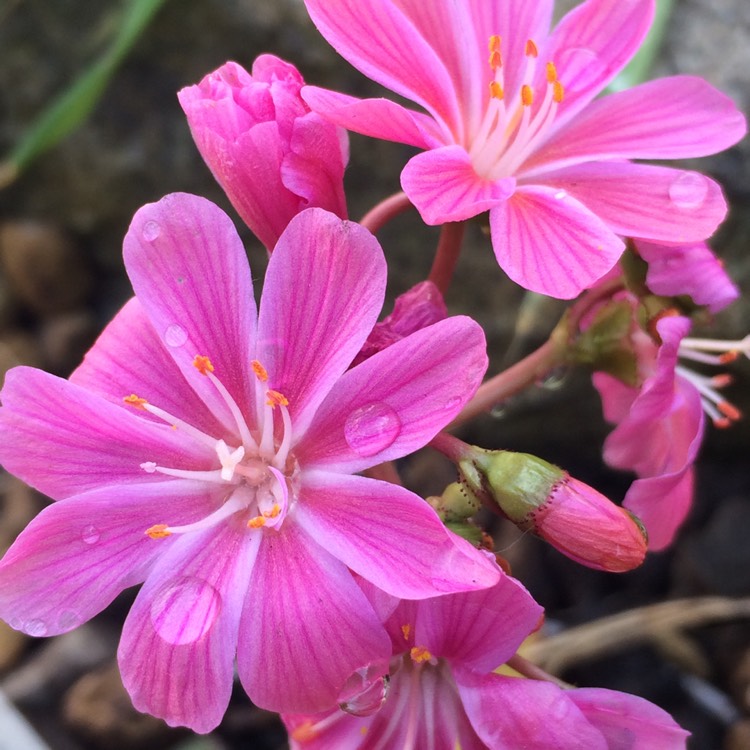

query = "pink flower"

[
  {"left": 0, "top": 194, "right": 499, "bottom": 732},
  {"left": 179, "top": 57, "right": 348, "bottom": 251},
  {"left": 301, "top": 0, "right": 746, "bottom": 298},
  {"left": 283, "top": 575, "right": 688, "bottom": 748}
]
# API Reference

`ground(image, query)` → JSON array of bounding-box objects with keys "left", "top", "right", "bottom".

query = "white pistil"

[{"left": 216, "top": 440, "right": 245, "bottom": 481}]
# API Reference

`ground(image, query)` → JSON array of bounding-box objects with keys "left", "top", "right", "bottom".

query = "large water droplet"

[
  {"left": 344, "top": 403, "right": 401, "bottom": 457},
  {"left": 557, "top": 47, "right": 607, "bottom": 93},
  {"left": 668, "top": 172, "right": 708, "bottom": 209},
  {"left": 164, "top": 324, "right": 188, "bottom": 348},
  {"left": 81, "top": 524, "right": 100, "bottom": 545},
  {"left": 142, "top": 220, "right": 161, "bottom": 242},
  {"left": 26, "top": 619, "right": 48, "bottom": 637},
  {"left": 150, "top": 577, "right": 221, "bottom": 645},
  {"left": 338, "top": 661, "right": 390, "bottom": 717}
]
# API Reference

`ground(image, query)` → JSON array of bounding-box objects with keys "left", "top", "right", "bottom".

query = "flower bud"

[{"left": 458, "top": 449, "right": 647, "bottom": 572}]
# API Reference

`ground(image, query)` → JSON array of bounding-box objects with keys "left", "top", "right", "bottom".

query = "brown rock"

[
  {"left": 726, "top": 719, "right": 750, "bottom": 750},
  {"left": 38, "top": 310, "right": 97, "bottom": 375},
  {"left": 0, "top": 619, "right": 29, "bottom": 673}
]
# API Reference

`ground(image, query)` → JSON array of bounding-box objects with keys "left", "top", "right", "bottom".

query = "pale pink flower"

[
  {"left": 302, "top": 0, "right": 746, "bottom": 298},
  {"left": 283, "top": 575, "right": 688, "bottom": 749},
  {"left": 0, "top": 195, "right": 498, "bottom": 732},
  {"left": 179, "top": 57, "right": 348, "bottom": 251}
]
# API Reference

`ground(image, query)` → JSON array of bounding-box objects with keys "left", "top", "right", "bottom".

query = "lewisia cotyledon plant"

[
  {"left": 301, "top": 0, "right": 746, "bottom": 298},
  {"left": 0, "top": 194, "right": 499, "bottom": 732}
]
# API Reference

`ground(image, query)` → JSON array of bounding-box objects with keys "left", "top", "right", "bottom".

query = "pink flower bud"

[{"left": 178, "top": 57, "right": 348, "bottom": 251}]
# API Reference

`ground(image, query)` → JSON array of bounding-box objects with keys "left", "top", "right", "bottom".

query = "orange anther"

[
  {"left": 410, "top": 645, "right": 433, "bottom": 664},
  {"left": 525, "top": 39, "right": 538, "bottom": 58},
  {"left": 521, "top": 85, "right": 534, "bottom": 107},
  {"left": 193, "top": 355, "right": 214, "bottom": 375},
  {"left": 718, "top": 401, "right": 741, "bottom": 421},
  {"left": 553, "top": 81, "right": 565, "bottom": 103},
  {"left": 263, "top": 504, "right": 281, "bottom": 519},
  {"left": 401, "top": 624, "right": 412, "bottom": 640},
  {"left": 266, "top": 389, "right": 289, "bottom": 408},
  {"left": 488, "top": 35, "right": 501, "bottom": 53},
  {"left": 720, "top": 350, "right": 740, "bottom": 364},
  {"left": 247, "top": 516, "right": 266, "bottom": 529},
  {"left": 714, "top": 416, "right": 731, "bottom": 429},
  {"left": 488, "top": 49, "right": 503, "bottom": 69},
  {"left": 489, "top": 81, "right": 504, "bottom": 100},
  {"left": 546, "top": 61, "right": 558, "bottom": 83},
  {"left": 145, "top": 524, "right": 171, "bottom": 539},
  {"left": 124, "top": 394, "right": 148, "bottom": 409},
  {"left": 251, "top": 359, "right": 269, "bottom": 381},
  {"left": 711, "top": 373, "right": 733, "bottom": 388},
  {"left": 291, "top": 722, "right": 319, "bottom": 742}
]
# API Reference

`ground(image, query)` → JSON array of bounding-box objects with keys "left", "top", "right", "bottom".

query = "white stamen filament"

[
  {"left": 158, "top": 492, "right": 250, "bottom": 536},
  {"left": 206, "top": 371, "right": 258, "bottom": 450},
  {"left": 141, "top": 402, "right": 217, "bottom": 450}
]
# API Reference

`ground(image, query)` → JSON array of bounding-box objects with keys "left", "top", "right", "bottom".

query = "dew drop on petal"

[
  {"left": 490, "top": 403, "right": 508, "bottom": 419},
  {"left": 554, "top": 189, "right": 567, "bottom": 200},
  {"left": 344, "top": 403, "right": 401, "bottom": 457},
  {"left": 150, "top": 577, "right": 222, "bottom": 645},
  {"left": 443, "top": 396, "right": 462, "bottom": 413},
  {"left": 338, "top": 661, "right": 390, "bottom": 717},
  {"left": 164, "top": 324, "right": 188, "bottom": 348},
  {"left": 142, "top": 220, "right": 161, "bottom": 242},
  {"left": 58, "top": 609, "right": 82, "bottom": 631},
  {"left": 557, "top": 47, "right": 607, "bottom": 93},
  {"left": 668, "top": 172, "right": 708, "bottom": 209},
  {"left": 81, "top": 524, "right": 100, "bottom": 545},
  {"left": 26, "top": 619, "right": 48, "bottom": 637}
]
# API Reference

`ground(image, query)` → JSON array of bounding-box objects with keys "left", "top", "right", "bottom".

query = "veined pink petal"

[
  {"left": 490, "top": 186, "right": 625, "bottom": 299},
  {"left": 544, "top": 0, "right": 654, "bottom": 127},
  {"left": 123, "top": 193, "right": 259, "bottom": 431},
  {"left": 569, "top": 687, "right": 689, "bottom": 748},
  {"left": 540, "top": 163, "right": 728, "bottom": 244},
  {"left": 295, "top": 471, "right": 500, "bottom": 599},
  {"left": 456, "top": 671, "right": 608, "bottom": 749},
  {"left": 297, "top": 317, "right": 486, "bottom": 474},
  {"left": 0, "top": 481, "right": 214, "bottom": 637},
  {"left": 119, "top": 524, "right": 260, "bottom": 734},
  {"left": 415, "top": 574, "right": 543, "bottom": 672},
  {"left": 302, "top": 86, "right": 446, "bottom": 149},
  {"left": 401, "top": 146, "right": 516, "bottom": 224},
  {"left": 237, "top": 519, "right": 390, "bottom": 714},
  {"left": 529, "top": 77, "right": 747, "bottom": 171},
  {"left": 71, "top": 298, "right": 226, "bottom": 438},
  {"left": 303, "top": 0, "right": 462, "bottom": 137},
  {"left": 257, "top": 208, "right": 386, "bottom": 436},
  {"left": 0, "top": 367, "right": 211, "bottom": 500}
]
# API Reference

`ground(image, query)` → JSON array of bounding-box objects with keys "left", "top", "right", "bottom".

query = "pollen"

[
  {"left": 145, "top": 523, "right": 172, "bottom": 539},
  {"left": 193, "top": 355, "right": 214, "bottom": 375},
  {"left": 401, "top": 624, "right": 411, "bottom": 640},
  {"left": 410, "top": 645, "right": 433, "bottom": 664},
  {"left": 521, "top": 85, "right": 534, "bottom": 107},
  {"left": 553, "top": 81, "right": 565, "bottom": 103},
  {"left": 546, "top": 61, "right": 558, "bottom": 83},
  {"left": 489, "top": 81, "right": 504, "bottom": 100},
  {"left": 124, "top": 394, "right": 148, "bottom": 409},
  {"left": 720, "top": 351, "right": 740, "bottom": 364},
  {"left": 263, "top": 504, "right": 281, "bottom": 519},
  {"left": 266, "top": 389, "right": 289, "bottom": 408},
  {"left": 251, "top": 359, "right": 269, "bottom": 381},
  {"left": 247, "top": 516, "right": 266, "bottom": 529},
  {"left": 291, "top": 722, "right": 319, "bottom": 742},
  {"left": 718, "top": 401, "right": 742, "bottom": 421},
  {"left": 488, "top": 35, "right": 502, "bottom": 68},
  {"left": 525, "top": 39, "right": 538, "bottom": 58}
]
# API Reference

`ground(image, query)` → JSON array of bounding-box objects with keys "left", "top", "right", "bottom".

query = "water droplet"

[
  {"left": 554, "top": 189, "right": 567, "bottom": 200},
  {"left": 338, "top": 661, "right": 390, "bottom": 717},
  {"left": 344, "top": 403, "right": 401, "bottom": 457},
  {"left": 443, "top": 396, "right": 462, "bottom": 413},
  {"left": 142, "top": 220, "right": 161, "bottom": 242},
  {"left": 557, "top": 48, "right": 607, "bottom": 93},
  {"left": 58, "top": 609, "right": 82, "bottom": 631},
  {"left": 668, "top": 172, "right": 708, "bottom": 209},
  {"left": 490, "top": 403, "right": 508, "bottom": 419},
  {"left": 81, "top": 524, "right": 100, "bottom": 545},
  {"left": 536, "top": 366, "right": 570, "bottom": 391},
  {"left": 26, "top": 619, "right": 48, "bottom": 637},
  {"left": 164, "top": 324, "right": 188, "bottom": 348},
  {"left": 150, "top": 578, "right": 222, "bottom": 645}
]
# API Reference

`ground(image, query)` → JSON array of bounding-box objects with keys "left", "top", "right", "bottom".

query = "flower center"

[
  {"left": 124, "top": 355, "right": 297, "bottom": 538},
  {"left": 469, "top": 35, "right": 564, "bottom": 180}
]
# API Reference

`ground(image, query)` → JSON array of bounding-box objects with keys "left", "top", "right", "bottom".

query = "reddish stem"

[
  {"left": 428, "top": 222, "right": 465, "bottom": 295},
  {"left": 428, "top": 431, "right": 471, "bottom": 463},
  {"left": 359, "top": 192, "right": 413, "bottom": 234},
  {"left": 506, "top": 654, "right": 572, "bottom": 690}
]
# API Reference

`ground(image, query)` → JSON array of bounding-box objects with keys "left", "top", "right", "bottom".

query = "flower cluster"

[{"left": 0, "top": 0, "right": 746, "bottom": 746}]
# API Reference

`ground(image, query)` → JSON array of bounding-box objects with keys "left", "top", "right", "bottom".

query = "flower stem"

[
  {"left": 506, "top": 654, "right": 572, "bottom": 690},
  {"left": 429, "top": 431, "right": 471, "bottom": 463},
  {"left": 359, "top": 192, "right": 413, "bottom": 234},
  {"left": 428, "top": 222, "right": 465, "bottom": 295}
]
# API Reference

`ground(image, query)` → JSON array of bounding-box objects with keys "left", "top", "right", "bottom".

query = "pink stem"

[
  {"left": 506, "top": 654, "right": 572, "bottom": 689},
  {"left": 428, "top": 222, "right": 465, "bottom": 295},
  {"left": 359, "top": 192, "right": 414, "bottom": 234}
]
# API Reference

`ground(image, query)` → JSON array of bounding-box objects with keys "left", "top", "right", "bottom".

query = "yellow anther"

[
  {"left": 488, "top": 34, "right": 501, "bottom": 53},
  {"left": 410, "top": 645, "right": 433, "bottom": 664},
  {"left": 247, "top": 516, "right": 266, "bottom": 529},
  {"left": 401, "top": 624, "right": 412, "bottom": 640},
  {"left": 521, "top": 85, "right": 534, "bottom": 107},
  {"left": 553, "top": 81, "right": 565, "bottom": 103},
  {"left": 145, "top": 523, "right": 172, "bottom": 539},
  {"left": 525, "top": 39, "right": 538, "bottom": 58},
  {"left": 193, "top": 355, "right": 214, "bottom": 375},
  {"left": 546, "top": 61, "right": 558, "bottom": 83},
  {"left": 123, "top": 394, "right": 148, "bottom": 409},
  {"left": 489, "top": 81, "right": 504, "bottom": 100},
  {"left": 266, "top": 389, "right": 289, "bottom": 408},
  {"left": 251, "top": 359, "right": 269, "bottom": 382},
  {"left": 263, "top": 504, "right": 281, "bottom": 519},
  {"left": 489, "top": 49, "right": 503, "bottom": 69}
]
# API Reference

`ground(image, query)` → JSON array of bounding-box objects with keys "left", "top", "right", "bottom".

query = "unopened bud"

[
  {"left": 458, "top": 449, "right": 647, "bottom": 572},
  {"left": 427, "top": 482, "right": 485, "bottom": 546}
]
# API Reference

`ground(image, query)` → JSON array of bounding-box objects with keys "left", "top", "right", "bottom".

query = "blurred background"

[{"left": 0, "top": 0, "right": 748, "bottom": 747}]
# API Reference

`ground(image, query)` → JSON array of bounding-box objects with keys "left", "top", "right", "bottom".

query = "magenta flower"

[
  {"left": 179, "top": 56, "right": 348, "bottom": 251},
  {"left": 301, "top": 0, "right": 746, "bottom": 298},
  {"left": 0, "top": 194, "right": 499, "bottom": 732},
  {"left": 283, "top": 575, "right": 688, "bottom": 748}
]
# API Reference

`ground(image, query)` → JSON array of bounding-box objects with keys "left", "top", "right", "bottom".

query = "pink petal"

[
  {"left": 530, "top": 77, "right": 747, "bottom": 170},
  {"left": 540, "top": 162, "right": 728, "bottom": 244},
  {"left": 295, "top": 471, "right": 500, "bottom": 598},
  {"left": 401, "top": 145, "right": 516, "bottom": 224},
  {"left": 0, "top": 480, "right": 213, "bottom": 637},
  {"left": 569, "top": 687, "right": 689, "bottom": 748},
  {"left": 0, "top": 367, "right": 210, "bottom": 500},
  {"left": 544, "top": 0, "right": 654, "bottom": 127},
  {"left": 490, "top": 186, "right": 625, "bottom": 299},
  {"left": 237, "top": 520, "right": 390, "bottom": 713},
  {"left": 456, "top": 671, "right": 608, "bottom": 749},
  {"left": 415, "top": 574, "right": 543, "bottom": 671},
  {"left": 593, "top": 372, "right": 638, "bottom": 424},
  {"left": 123, "top": 193, "right": 259, "bottom": 431},
  {"left": 256, "top": 208, "right": 386, "bottom": 435},
  {"left": 297, "top": 316, "right": 487, "bottom": 474},
  {"left": 302, "top": 86, "right": 446, "bottom": 149},
  {"left": 119, "top": 524, "right": 260, "bottom": 733},
  {"left": 303, "top": 0, "right": 462, "bottom": 135},
  {"left": 70, "top": 298, "right": 225, "bottom": 438}
]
